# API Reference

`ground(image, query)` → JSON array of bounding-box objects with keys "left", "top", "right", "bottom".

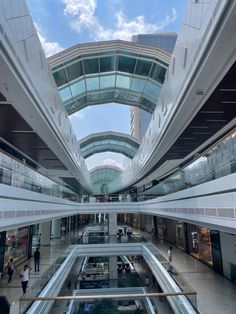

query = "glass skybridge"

[
  {"left": 90, "top": 165, "right": 123, "bottom": 195},
  {"left": 49, "top": 40, "right": 170, "bottom": 115},
  {"left": 79, "top": 131, "right": 140, "bottom": 159}
]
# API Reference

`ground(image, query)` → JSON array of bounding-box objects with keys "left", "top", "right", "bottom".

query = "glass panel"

[
  {"left": 75, "top": 96, "right": 87, "bottom": 110},
  {"left": 87, "top": 93, "right": 100, "bottom": 103},
  {"left": 65, "top": 102, "right": 74, "bottom": 112},
  {"left": 86, "top": 77, "right": 99, "bottom": 91},
  {"left": 150, "top": 64, "right": 166, "bottom": 84},
  {"left": 109, "top": 140, "right": 117, "bottom": 146},
  {"left": 59, "top": 86, "right": 72, "bottom": 102},
  {"left": 83, "top": 59, "right": 99, "bottom": 74},
  {"left": 53, "top": 69, "right": 67, "bottom": 87},
  {"left": 70, "top": 80, "right": 86, "bottom": 97},
  {"left": 114, "top": 91, "right": 128, "bottom": 101},
  {"left": 100, "top": 56, "right": 116, "bottom": 72},
  {"left": 66, "top": 61, "right": 84, "bottom": 81},
  {"left": 131, "top": 77, "right": 146, "bottom": 91},
  {"left": 100, "top": 75, "right": 115, "bottom": 89},
  {"left": 116, "top": 75, "right": 131, "bottom": 89},
  {"left": 126, "top": 93, "right": 140, "bottom": 103},
  {"left": 144, "top": 81, "right": 161, "bottom": 98},
  {"left": 100, "top": 91, "right": 114, "bottom": 102},
  {"left": 140, "top": 97, "right": 156, "bottom": 112},
  {"left": 118, "top": 56, "right": 136, "bottom": 73},
  {"left": 135, "top": 60, "right": 152, "bottom": 76}
]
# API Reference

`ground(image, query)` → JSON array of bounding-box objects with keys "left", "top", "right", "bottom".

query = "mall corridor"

[{"left": 0, "top": 227, "right": 236, "bottom": 314}]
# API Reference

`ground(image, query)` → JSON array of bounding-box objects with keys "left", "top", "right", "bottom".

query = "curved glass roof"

[
  {"left": 49, "top": 40, "right": 170, "bottom": 115},
  {"left": 79, "top": 131, "right": 140, "bottom": 159},
  {"left": 90, "top": 165, "right": 123, "bottom": 194}
]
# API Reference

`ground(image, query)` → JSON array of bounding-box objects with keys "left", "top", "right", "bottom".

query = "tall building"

[
  {"left": 130, "top": 33, "right": 177, "bottom": 140},
  {"left": 132, "top": 33, "right": 178, "bottom": 54}
]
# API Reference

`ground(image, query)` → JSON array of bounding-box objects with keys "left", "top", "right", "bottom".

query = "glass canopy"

[
  {"left": 50, "top": 41, "right": 169, "bottom": 115},
  {"left": 79, "top": 131, "right": 140, "bottom": 159},
  {"left": 90, "top": 165, "right": 123, "bottom": 194}
]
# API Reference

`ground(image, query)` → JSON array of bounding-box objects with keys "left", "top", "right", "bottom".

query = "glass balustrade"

[
  {"left": 0, "top": 150, "right": 79, "bottom": 201},
  {"left": 140, "top": 129, "right": 236, "bottom": 199}
]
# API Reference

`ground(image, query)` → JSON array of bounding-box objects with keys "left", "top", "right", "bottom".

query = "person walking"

[
  {"left": 167, "top": 246, "right": 173, "bottom": 272},
  {"left": 6, "top": 258, "right": 15, "bottom": 284},
  {"left": 36, "top": 233, "right": 41, "bottom": 248},
  {"left": 145, "top": 275, "right": 150, "bottom": 288},
  {"left": 33, "top": 248, "right": 40, "bottom": 272},
  {"left": 167, "top": 246, "right": 173, "bottom": 263},
  {"left": 20, "top": 264, "right": 30, "bottom": 296}
]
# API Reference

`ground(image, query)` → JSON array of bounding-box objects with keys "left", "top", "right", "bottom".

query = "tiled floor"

[
  {"left": 151, "top": 237, "right": 236, "bottom": 314},
  {"left": 1, "top": 227, "right": 236, "bottom": 314}
]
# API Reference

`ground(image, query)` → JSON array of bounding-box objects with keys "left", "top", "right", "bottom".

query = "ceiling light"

[
  {"left": 221, "top": 101, "right": 236, "bottom": 103},
  {"left": 219, "top": 89, "right": 236, "bottom": 91},
  {"left": 189, "top": 126, "right": 208, "bottom": 128},
  {"left": 11, "top": 130, "right": 34, "bottom": 133},
  {"left": 201, "top": 111, "right": 224, "bottom": 113},
  {"left": 206, "top": 119, "right": 228, "bottom": 122}
]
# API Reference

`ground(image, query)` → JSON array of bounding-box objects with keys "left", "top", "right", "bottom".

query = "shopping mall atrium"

[{"left": 0, "top": 0, "right": 236, "bottom": 313}]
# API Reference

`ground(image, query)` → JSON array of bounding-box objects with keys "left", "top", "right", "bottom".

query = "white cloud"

[
  {"left": 102, "top": 158, "right": 124, "bottom": 169},
  {"left": 34, "top": 23, "right": 64, "bottom": 57},
  {"left": 97, "top": 9, "right": 177, "bottom": 41},
  {"left": 62, "top": 0, "right": 97, "bottom": 31},
  {"left": 62, "top": 0, "right": 177, "bottom": 41}
]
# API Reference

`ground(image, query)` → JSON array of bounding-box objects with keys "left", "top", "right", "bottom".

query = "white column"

[
  {"left": 51, "top": 219, "right": 61, "bottom": 239},
  {"left": 108, "top": 213, "right": 118, "bottom": 282},
  {"left": 39, "top": 221, "right": 51, "bottom": 246}
]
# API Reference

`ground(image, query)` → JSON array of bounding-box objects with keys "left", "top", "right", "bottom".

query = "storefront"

[
  {"left": 176, "top": 222, "right": 186, "bottom": 250},
  {"left": 0, "top": 231, "right": 6, "bottom": 274},
  {"left": 30, "top": 224, "right": 40, "bottom": 252},
  {"left": 156, "top": 218, "right": 176, "bottom": 244},
  {"left": 4, "top": 226, "right": 30, "bottom": 267},
  {"left": 187, "top": 224, "right": 213, "bottom": 266}
]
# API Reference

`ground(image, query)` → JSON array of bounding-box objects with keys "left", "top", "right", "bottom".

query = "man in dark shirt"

[{"left": 33, "top": 248, "right": 40, "bottom": 272}]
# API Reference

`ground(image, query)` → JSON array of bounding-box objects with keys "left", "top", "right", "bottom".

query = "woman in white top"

[
  {"left": 20, "top": 264, "right": 30, "bottom": 295},
  {"left": 167, "top": 246, "right": 173, "bottom": 263}
]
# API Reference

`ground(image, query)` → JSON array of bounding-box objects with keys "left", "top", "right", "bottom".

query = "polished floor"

[
  {"left": 151, "top": 237, "right": 236, "bottom": 314},
  {"left": 0, "top": 228, "right": 236, "bottom": 314}
]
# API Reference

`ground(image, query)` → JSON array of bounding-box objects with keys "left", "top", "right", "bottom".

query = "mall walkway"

[
  {"left": 147, "top": 233, "right": 236, "bottom": 314},
  {"left": 0, "top": 227, "right": 236, "bottom": 314}
]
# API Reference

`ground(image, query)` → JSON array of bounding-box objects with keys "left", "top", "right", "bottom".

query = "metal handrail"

[{"left": 20, "top": 290, "right": 196, "bottom": 301}]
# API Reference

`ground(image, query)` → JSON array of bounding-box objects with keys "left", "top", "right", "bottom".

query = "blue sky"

[{"left": 26, "top": 0, "right": 187, "bottom": 170}]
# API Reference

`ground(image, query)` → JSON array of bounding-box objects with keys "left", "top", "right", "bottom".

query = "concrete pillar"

[
  {"left": 108, "top": 213, "right": 118, "bottom": 282},
  {"left": 51, "top": 219, "right": 61, "bottom": 239},
  {"left": 39, "top": 221, "right": 51, "bottom": 246},
  {"left": 108, "top": 213, "right": 117, "bottom": 240}
]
